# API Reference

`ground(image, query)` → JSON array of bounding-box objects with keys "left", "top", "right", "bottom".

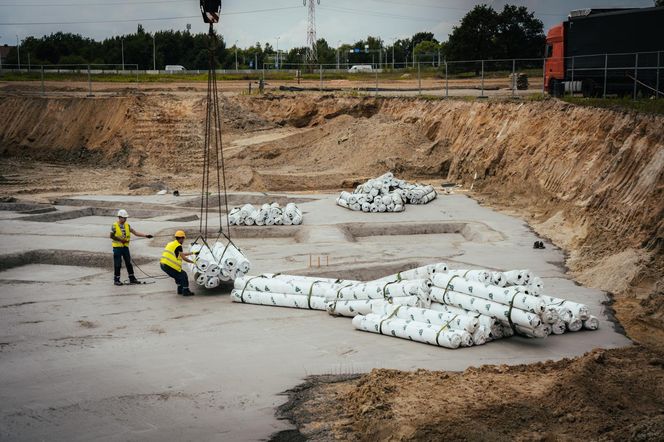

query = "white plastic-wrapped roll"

[
  {"left": 327, "top": 296, "right": 420, "bottom": 317},
  {"left": 370, "top": 300, "right": 479, "bottom": 333},
  {"left": 431, "top": 273, "right": 545, "bottom": 315},
  {"left": 528, "top": 277, "right": 544, "bottom": 295},
  {"left": 472, "top": 325, "right": 489, "bottom": 345},
  {"left": 205, "top": 276, "right": 220, "bottom": 289},
  {"left": 186, "top": 240, "right": 251, "bottom": 287},
  {"left": 230, "top": 289, "right": 328, "bottom": 310},
  {"left": 446, "top": 269, "right": 491, "bottom": 285},
  {"left": 234, "top": 275, "right": 352, "bottom": 300},
  {"left": 544, "top": 296, "right": 590, "bottom": 320},
  {"left": 352, "top": 313, "right": 464, "bottom": 349},
  {"left": 512, "top": 323, "right": 548, "bottom": 338},
  {"left": 501, "top": 270, "right": 532, "bottom": 286},
  {"left": 329, "top": 279, "right": 431, "bottom": 301},
  {"left": 490, "top": 271, "right": 507, "bottom": 287},
  {"left": 542, "top": 307, "right": 560, "bottom": 324},
  {"left": 371, "top": 263, "right": 447, "bottom": 284},
  {"left": 430, "top": 286, "right": 542, "bottom": 329},
  {"left": 429, "top": 303, "right": 501, "bottom": 340},
  {"left": 551, "top": 320, "right": 566, "bottom": 335},
  {"left": 583, "top": 315, "right": 599, "bottom": 330},
  {"left": 566, "top": 317, "right": 583, "bottom": 332}
]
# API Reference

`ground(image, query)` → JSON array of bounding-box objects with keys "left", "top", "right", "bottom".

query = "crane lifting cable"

[{"left": 193, "top": 0, "right": 233, "bottom": 254}]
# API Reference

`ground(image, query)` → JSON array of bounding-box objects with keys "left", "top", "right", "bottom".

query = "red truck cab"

[{"left": 544, "top": 23, "right": 564, "bottom": 92}]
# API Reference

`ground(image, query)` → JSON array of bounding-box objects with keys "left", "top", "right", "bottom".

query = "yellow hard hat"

[{"left": 174, "top": 230, "right": 186, "bottom": 238}]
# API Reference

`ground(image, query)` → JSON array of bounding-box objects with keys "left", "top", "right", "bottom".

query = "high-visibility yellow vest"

[
  {"left": 111, "top": 222, "right": 131, "bottom": 248},
  {"left": 160, "top": 240, "right": 183, "bottom": 272}
]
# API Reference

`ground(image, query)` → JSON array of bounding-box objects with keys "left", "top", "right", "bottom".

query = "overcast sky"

[{"left": 0, "top": 0, "right": 655, "bottom": 49}]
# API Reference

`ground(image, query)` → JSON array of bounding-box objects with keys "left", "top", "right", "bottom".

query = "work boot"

[
  {"left": 129, "top": 276, "right": 141, "bottom": 284},
  {"left": 114, "top": 279, "right": 123, "bottom": 286},
  {"left": 181, "top": 289, "right": 194, "bottom": 297},
  {"left": 533, "top": 241, "right": 540, "bottom": 249},
  {"left": 538, "top": 241, "right": 545, "bottom": 249},
  {"left": 177, "top": 286, "right": 183, "bottom": 295}
]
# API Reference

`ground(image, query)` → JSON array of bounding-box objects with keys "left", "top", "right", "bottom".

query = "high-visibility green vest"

[
  {"left": 112, "top": 222, "right": 131, "bottom": 248},
  {"left": 160, "top": 240, "right": 183, "bottom": 272}
]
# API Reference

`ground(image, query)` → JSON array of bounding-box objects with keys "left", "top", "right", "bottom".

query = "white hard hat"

[{"left": 117, "top": 209, "right": 129, "bottom": 218}]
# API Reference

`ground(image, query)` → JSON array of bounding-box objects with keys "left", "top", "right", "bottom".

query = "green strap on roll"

[
  {"left": 307, "top": 280, "right": 324, "bottom": 310},
  {"left": 329, "top": 283, "right": 355, "bottom": 314},
  {"left": 435, "top": 314, "right": 458, "bottom": 346},
  {"left": 440, "top": 275, "right": 460, "bottom": 304},
  {"left": 382, "top": 281, "right": 399, "bottom": 299},
  {"left": 507, "top": 290, "right": 520, "bottom": 335},
  {"left": 379, "top": 305, "right": 402, "bottom": 334},
  {"left": 239, "top": 274, "right": 265, "bottom": 303}
]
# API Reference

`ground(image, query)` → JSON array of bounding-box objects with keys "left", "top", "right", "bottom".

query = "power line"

[
  {"left": 0, "top": 6, "right": 302, "bottom": 26},
  {"left": 319, "top": 5, "right": 439, "bottom": 22},
  {"left": 344, "top": 0, "right": 565, "bottom": 18}
]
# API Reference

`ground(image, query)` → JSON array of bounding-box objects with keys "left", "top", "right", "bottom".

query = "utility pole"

[
  {"left": 392, "top": 37, "right": 396, "bottom": 69},
  {"left": 121, "top": 38, "right": 125, "bottom": 70},
  {"left": 234, "top": 40, "right": 238, "bottom": 71},
  {"left": 16, "top": 35, "right": 21, "bottom": 70},
  {"left": 275, "top": 36, "right": 280, "bottom": 69},
  {"left": 336, "top": 40, "right": 340, "bottom": 70},
  {"left": 152, "top": 34, "right": 156, "bottom": 70}
]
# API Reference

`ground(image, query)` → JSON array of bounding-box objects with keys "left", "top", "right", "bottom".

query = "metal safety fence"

[{"left": 0, "top": 51, "right": 661, "bottom": 99}]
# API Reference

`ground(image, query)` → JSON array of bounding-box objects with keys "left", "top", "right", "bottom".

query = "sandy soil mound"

[{"left": 277, "top": 346, "right": 664, "bottom": 441}]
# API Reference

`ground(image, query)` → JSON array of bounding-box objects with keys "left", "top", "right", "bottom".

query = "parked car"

[
  {"left": 165, "top": 65, "right": 186, "bottom": 72},
  {"left": 348, "top": 65, "right": 373, "bottom": 73}
]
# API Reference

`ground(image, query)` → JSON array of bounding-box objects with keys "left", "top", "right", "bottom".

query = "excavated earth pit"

[{"left": 0, "top": 92, "right": 662, "bottom": 440}]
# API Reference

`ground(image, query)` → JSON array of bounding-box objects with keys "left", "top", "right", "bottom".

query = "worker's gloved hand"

[{"left": 146, "top": 234, "right": 154, "bottom": 239}]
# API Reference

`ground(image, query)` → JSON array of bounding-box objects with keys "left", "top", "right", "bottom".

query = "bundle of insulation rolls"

[
  {"left": 228, "top": 202, "right": 303, "bottom": 226},
  {"left": 230, "top": 262, "right": 599, "bottom": 349},
  {"left": 185, "top": 241, "right": 251, "bottom": 289},
  {"left": 336, "top": 172, "right": 436, "bottom": 212}
]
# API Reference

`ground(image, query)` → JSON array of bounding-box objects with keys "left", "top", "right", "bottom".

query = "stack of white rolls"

[
  {"left": 229, "top": 262, "right": 600, "bottom": 348},
  {"left": 187, "top": 241, "right": 251, "bottom": 289},
  {"left": 231, "top": 274, "right": 359, "bottom": 310},
  {"left": 228, "top": 202, "right": 303, "bottom": 226},
  {"left": 325, "top": 278, "right": 432, "bottom": 317},
  {"left": 336, "top": 172, "right": 436, "bottom": 212}
]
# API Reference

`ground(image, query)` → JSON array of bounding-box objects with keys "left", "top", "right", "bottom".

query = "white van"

[
  {"left": 348, "top": 64, "right": 373, "bottom": 73},
  {"left": 165, "top": 65, "right": 186, "bottom": 72}
]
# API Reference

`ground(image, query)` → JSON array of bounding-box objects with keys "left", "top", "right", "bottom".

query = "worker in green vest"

[
  {"left": 110, "top": 209, "right": 153, "bottom": 286},
  {"left": 160, "top": 230, "right": 196, "bottom": 296}
]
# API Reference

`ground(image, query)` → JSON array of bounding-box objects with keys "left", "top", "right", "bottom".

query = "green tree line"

[{"left": 1, "top": 4, "right": 545, "bottom": 69}]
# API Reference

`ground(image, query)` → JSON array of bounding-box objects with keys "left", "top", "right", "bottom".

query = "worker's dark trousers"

[
  {"left": 160, "top": 263, "right": 189, "bottom": 293},
  {"left": 113, "top": 247, "right": 135, "bottom": 280}
]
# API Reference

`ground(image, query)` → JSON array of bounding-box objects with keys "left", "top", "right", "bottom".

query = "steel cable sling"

[{"left": 195, "top": 1, "right": 233, "bottom": 254}]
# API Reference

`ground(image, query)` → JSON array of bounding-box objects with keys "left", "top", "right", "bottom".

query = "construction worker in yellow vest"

[
  {"left": 160, "top": 230, "right": 196, "bottom": 296},
  {"left": 110, "top": 209, "right": 153, "bottom": 286}
]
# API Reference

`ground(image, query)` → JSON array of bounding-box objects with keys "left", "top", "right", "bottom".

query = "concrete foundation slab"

[{"left": 0, "top": 192, "right": 632, "bottom": 441}]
